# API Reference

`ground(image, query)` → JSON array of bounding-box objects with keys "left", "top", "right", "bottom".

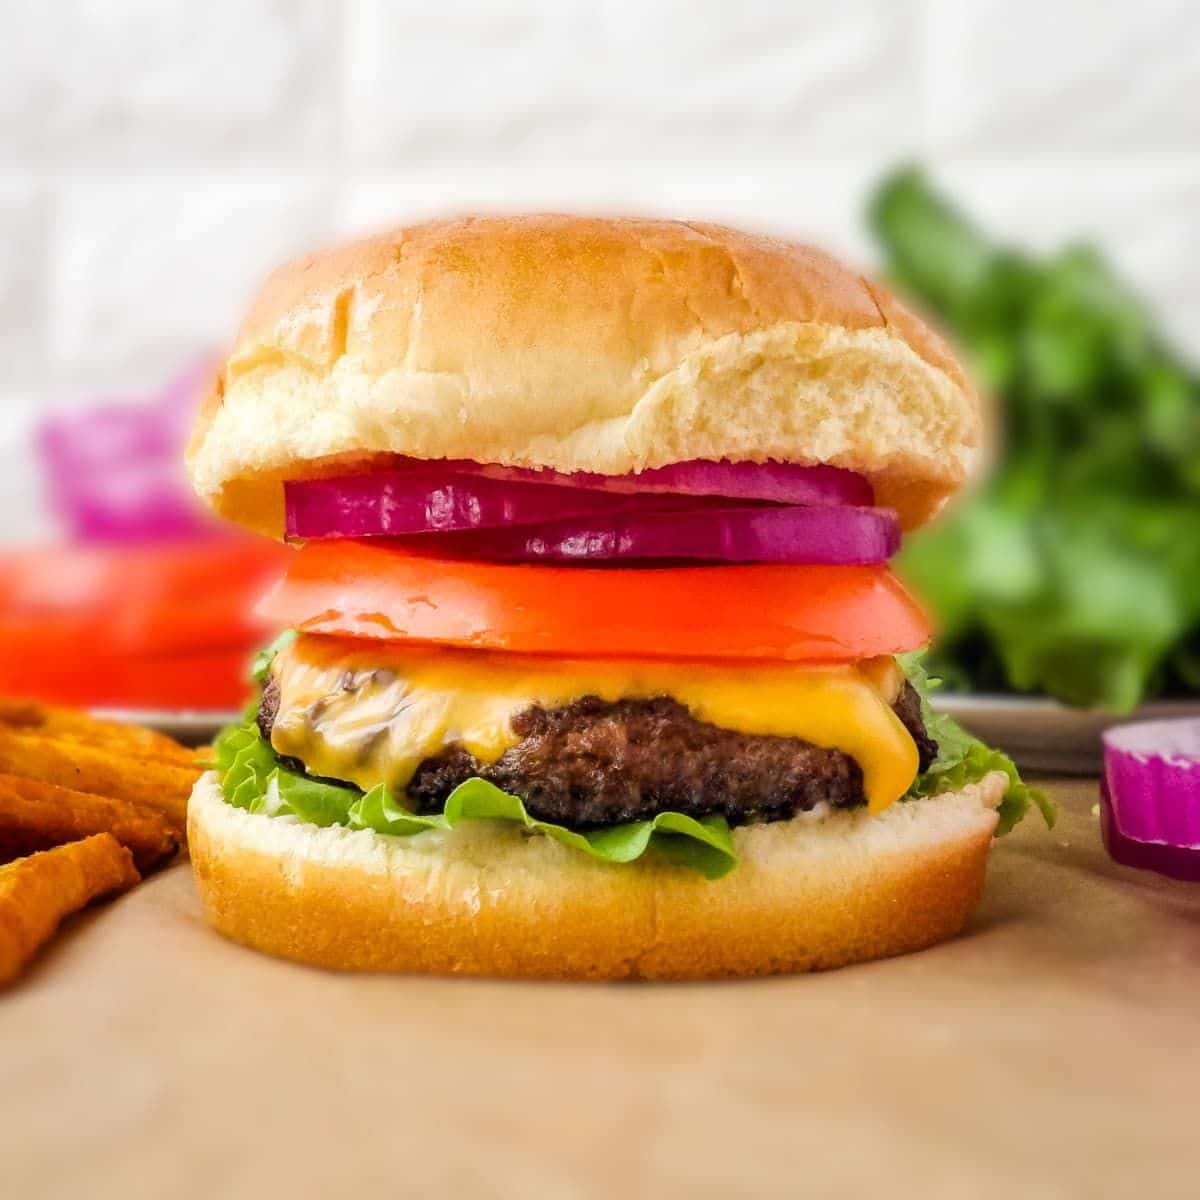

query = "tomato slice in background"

[
  {"left": 0, "top": 538, "right": 288, "bottom": 657},
  {"left": 0, "top": 648, "right": 254, "bottom": 711},
  {"left": 0, "top": 538, "right": 290, "bottom": 710},
  {"left": 261, "top": 540, "right": 931, "bottom": 662}
]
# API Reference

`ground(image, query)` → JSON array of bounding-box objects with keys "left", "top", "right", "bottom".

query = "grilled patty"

[{"left": 257, "top": 676, "right": 935, "bottom": 828}]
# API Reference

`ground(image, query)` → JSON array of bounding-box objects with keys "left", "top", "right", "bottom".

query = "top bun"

[{"left": 189, "top": 215, "right": 983, "bottom": 536}]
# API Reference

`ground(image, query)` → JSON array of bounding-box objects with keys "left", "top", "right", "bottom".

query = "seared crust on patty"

[
  {"left": 257, "top": 677, "right": 935, "bottom": 829},
  {"left": 892, "top": 680, "right": 938, "bottom": 771},
  {"left": 408, "top": 696, "right": 866, "bottom": 826}
]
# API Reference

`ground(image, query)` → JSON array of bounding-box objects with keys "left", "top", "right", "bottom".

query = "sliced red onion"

[
  {"left": 286, "top": 460, "right": 893, "bottom": 564},
  {"left": 1101, "top": 717, "right": 1200, "bottom": 881},
  {"left": 400, "top": 504, "right": 899, "bottom": 565},
  {"left": 38, "top": 358, "right": 216, "bottom": 542},
  {"left": 452, "top": 458, "right": 873, "bottom": 506},
  {"left": 285, "top": 470, "right": 717, "bottom": 539},
  {"left": 288, "top": 462, "right": 874, "bottom": 538}
]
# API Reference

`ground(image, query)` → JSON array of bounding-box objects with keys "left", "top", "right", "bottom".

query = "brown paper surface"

[{"left": 3, "top": 779, "right": 1198, "bottom": 1199}]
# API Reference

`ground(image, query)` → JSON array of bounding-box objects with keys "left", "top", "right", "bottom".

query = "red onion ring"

[
  {"left": 396, "top": 504, "right": 900, "bottom": 565},
  {"left": 38, "top": 359, "right": 215, "bottom": 542},
  {"left": 286, "top": 469, "right": 717, "bottom": 540},
  {"left": 286, "top": 460, "right": 871, "bottom": 539},
  {"left": 285, "top": 461, "right": 894, "bottom": 565},
  {"left": 1101, "top": 717, "right": 1200, "bottom": 881}
]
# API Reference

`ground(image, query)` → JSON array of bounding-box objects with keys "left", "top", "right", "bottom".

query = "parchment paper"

[{"left": 3, "top": 780, "right": 1198, "bottom": 1200}]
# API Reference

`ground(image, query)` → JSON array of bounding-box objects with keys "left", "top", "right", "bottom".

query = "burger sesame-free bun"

[
  {"left": 187, "top": 770, "right": 1005, "bottom": 981},
  {"left": 189, "top": 215, "right": 983, "bottom": 536}
]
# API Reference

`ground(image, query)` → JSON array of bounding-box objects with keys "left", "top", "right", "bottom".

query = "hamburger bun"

[
  {"left": 187, "top": 769, "right": 1005, "bottom": 981},
  {"left": 188, "top": 215, "right": 983, "bottom": 537}
]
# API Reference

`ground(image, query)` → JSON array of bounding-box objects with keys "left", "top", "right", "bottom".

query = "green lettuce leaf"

[
  {"left": 349, "top": 777, "right": 736, "bottom": 878},
  {"left": 211, "top": 718, "right": 738, "bottom": 879},
  {"left": 251, "top": 629, "right": 298, "bottom": 684},
  {"left": 899, "top": 653, "right": 1056, "bottom": 835},
  {"left": 212, "top": 720, "right": 281, "bottom": 812}
]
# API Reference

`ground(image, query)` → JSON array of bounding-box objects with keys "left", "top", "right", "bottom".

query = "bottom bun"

[{"left": 188, "top": 772, "right": 1005, "bottom": 980}]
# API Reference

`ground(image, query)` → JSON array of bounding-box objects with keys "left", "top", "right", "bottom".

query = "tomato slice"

[
  {"left": 0, "top": 538, "right": 288, "bottom": 656},
  {"left": 0, "top": 538, "right": 290, "bottom": 710},
  {"left": 260, "top": 540, "right": 931, "bottom": 662},
  {"left": 0, "top": 648, "right": 253, "bottom": 711}
]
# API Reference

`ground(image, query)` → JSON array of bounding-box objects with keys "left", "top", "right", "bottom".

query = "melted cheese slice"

[{"left": 270, "top": 635, "right": 918, "bottom": 813}]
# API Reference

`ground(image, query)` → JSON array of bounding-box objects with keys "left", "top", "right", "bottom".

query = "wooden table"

[{"left": 3, "top": 779, "right": 1198, "bottom": 1199}]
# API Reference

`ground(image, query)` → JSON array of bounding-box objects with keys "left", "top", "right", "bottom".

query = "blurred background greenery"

[{"left": 873, "top": 169, "right": 1200, "bottom": 711}]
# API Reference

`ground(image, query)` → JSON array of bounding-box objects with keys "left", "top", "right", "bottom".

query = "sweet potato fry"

[
  {"left": 0, "top": 697, "right": 196, "bottom": 765},
  {"left": 0, "top": 775, "right": 180, "bottom": 873},
  {"left": 0, "top": 729, "right": 198, "bottom": 832},
  {"left": 0, "top": 834, "right": 139, "bottom": 987}
]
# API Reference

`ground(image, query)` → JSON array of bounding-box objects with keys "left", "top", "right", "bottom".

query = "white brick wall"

[
  {"left": 52, "top": 175, "right": 332, "bottom": 380},
  {"left": 0, "top": 1, "right": 337, "bottom": 164},
  {"left": 1, "top": 0, "right": 1198, "bottom": 540},
  {"left": 344, "top": 0, "right": 929, "bottom": 161},
  {"left": 929, "top": 0, "right": 1200, "bottom": 153},
  {"left": 0, "top": 175, "right": 43, "bottom": 381}
]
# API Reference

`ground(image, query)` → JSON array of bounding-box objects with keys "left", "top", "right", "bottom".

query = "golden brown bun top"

[{"left": 189, "top": 215, "right": 983, "bottom": 535}]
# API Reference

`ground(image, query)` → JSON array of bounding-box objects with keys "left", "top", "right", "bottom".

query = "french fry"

[
  {"left": 0, "top": 834, "right": 139, "bottom": 987},
  {"left": 0, "top": 775, "right": 180, "bottom": 874},
  {"left": 0, "top": 729, "right": 198, "bottom": 833},
  {"left": 0, "top": 697, "right": 197, "bottom": 766}
]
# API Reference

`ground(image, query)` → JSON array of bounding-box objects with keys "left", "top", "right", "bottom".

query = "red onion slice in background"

[
  {"left": 38, "top": 359, "right": 215, "bottom": 541},
  {"left": 1101, "top": 717, "right": 1200, "bottom": 881},
  {"left": 398, "top": 504, "right": 900, "bottom": 565}
]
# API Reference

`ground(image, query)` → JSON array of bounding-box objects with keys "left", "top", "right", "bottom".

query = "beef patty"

[{"left": 257, "top": 675, "right": 935, "bottom": 829}]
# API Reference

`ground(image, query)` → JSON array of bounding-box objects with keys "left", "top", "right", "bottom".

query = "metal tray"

[
  {"left": 92, "top": 708, "right": 241, "bottom": 747},
  {"left": 936, "top": 695, "right": 1200, "bottom": 775}
]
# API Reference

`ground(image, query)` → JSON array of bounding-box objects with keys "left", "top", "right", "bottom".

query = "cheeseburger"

[{"left": 187, "top": 215, "right": 1048, "bottom": 980}]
